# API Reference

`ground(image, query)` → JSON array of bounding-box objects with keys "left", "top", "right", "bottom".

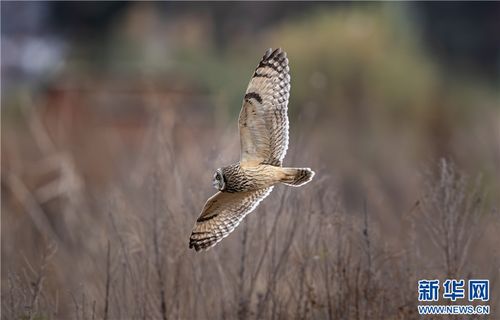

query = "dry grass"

[{"left": 2, "top": 98, "right": 498, "bottom": 319}]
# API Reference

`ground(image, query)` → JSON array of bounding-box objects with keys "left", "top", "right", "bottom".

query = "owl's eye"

[{"left": 216, "top": 175, "right": 220, "bottom": 180}]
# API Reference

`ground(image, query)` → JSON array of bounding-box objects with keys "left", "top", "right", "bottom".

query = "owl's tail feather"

[{"left": 280, "top": 168, "right": 315, "bottom": 187}]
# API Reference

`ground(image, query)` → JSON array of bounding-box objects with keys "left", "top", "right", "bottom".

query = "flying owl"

[{"left": 189, "top": 48, "right": 315, "bottom": 251}]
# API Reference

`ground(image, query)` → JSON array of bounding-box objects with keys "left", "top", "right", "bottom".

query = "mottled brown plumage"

[{"left": 189, "top": 48, "right": 315, "bottom": 251}]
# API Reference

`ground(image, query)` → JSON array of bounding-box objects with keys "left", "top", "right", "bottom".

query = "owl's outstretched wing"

[
  {"left": 189, "top": 187, "right": 273, "bottom": 251},
  {"left": 239, "top": 48, "right": 290, "bottom": 167}
]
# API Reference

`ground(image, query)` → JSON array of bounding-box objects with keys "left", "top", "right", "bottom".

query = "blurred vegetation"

[{"left": 2, "top": 2, "right": 499, "bottom": 319}]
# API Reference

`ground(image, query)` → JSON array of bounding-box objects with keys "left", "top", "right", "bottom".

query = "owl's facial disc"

[{"left": 212, "top": 169, "right": 226, "bottom": 191}]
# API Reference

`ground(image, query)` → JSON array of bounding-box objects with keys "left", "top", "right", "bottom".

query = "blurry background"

[{"left": 2, "top": 2, "right": 499, "bottom": 319}]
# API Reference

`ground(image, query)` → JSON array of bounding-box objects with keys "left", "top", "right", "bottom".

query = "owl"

[{"left": 189, "top": 48, "right": 315, "bottom": 251}]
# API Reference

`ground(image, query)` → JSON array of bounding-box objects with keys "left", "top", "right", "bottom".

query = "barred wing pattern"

[
  {"left": 239, "top": 48, "right": 290, "bottom": 167},
  {"left": 189, "top": 187, "right": 274, "bottom": 251}
]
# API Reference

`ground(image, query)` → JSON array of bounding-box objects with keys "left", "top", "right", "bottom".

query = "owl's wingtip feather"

[
  {"left": 264, "top": 48, "right": 273, "bottom": 59},
  {"left": 188, "top": 240, "right": 204, "bottom": 252},
  {"left": 189, "top": 233, "right": 218, "bottom": 252},
  {"left": 263, "top": 47, "right": 287, "bottom": 60}
]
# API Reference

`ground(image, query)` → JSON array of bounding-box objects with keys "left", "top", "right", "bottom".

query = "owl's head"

[{"left": 212, "top": 168, "right": 226, "bottom": 191}]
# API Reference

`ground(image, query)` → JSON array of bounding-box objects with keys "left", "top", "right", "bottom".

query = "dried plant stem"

[
  {"left": 153, "top": 216, "right": 168, "bottom": 320},
  {"left": 104, "top": 240, "right": 111, "bottom": 320}
]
